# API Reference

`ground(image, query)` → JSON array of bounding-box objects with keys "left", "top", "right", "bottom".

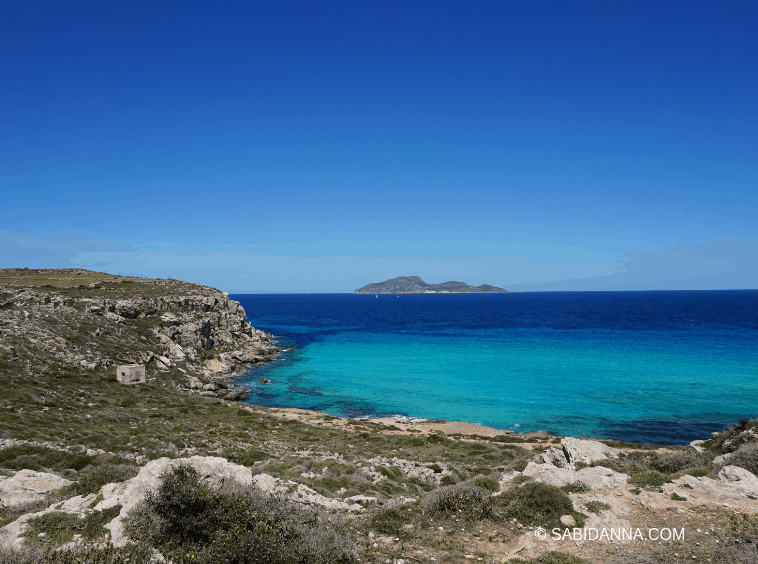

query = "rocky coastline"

[
  {"left": 2, "top": 269, "right": 758, "bottom": 563},
  {"left": 0, "top": 268, "right": 282, "bottom": 403}
]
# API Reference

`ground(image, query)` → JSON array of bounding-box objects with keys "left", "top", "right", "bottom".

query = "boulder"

[
  {"left": 718, "top": 465, "right": 758, "bottom": 496},
  {"left": 522, "top": 462, "right": 628, "bottom": 490},
  {"left": 188, "top": 376, "right": 202, "bottom": 389},
  {"left": 535, "top": 447, "right": 568, "bottom": 468},
  {"left": 561, "top": 437, "right": 618, "bottom": 465},
  {"left": 205, "top": 358, "right": 229, "bottom": 373},
  {"left": 0, "top": 469, "right": 72, "bottom": 507}
]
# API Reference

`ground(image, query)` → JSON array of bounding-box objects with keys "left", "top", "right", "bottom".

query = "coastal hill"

[{"left": 354, "top": 275, "right": 511, "bottom": 294}]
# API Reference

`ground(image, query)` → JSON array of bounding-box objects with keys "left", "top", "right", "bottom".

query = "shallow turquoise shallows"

[{"left": 233, "top": 291, "right": 758, "bottom": 444}]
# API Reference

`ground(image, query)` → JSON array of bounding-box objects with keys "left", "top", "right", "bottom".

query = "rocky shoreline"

[{"left": 3, "top": 269, "right": 758, "bottom": 563}]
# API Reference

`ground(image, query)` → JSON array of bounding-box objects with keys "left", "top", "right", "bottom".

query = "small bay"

[{"left": 234, "top": 291, "right": 758, "bottom": 444}]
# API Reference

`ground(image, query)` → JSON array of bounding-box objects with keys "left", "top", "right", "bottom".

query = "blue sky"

[{"left": 2, "top": 1, "right": 757, "bottom": 292}]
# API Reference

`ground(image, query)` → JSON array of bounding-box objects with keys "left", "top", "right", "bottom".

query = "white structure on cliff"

[{"left": 116, "top": 364, "right": 145, "bottom": 384}]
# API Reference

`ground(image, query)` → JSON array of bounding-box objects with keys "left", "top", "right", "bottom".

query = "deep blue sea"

[{"left": 231, "top": 291, "right": 758, "bottom": 445}]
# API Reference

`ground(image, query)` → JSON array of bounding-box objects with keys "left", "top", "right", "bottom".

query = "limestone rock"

[
  {"left": 717, "top": 465, "right": 758, "bottom": 495},
  {"left": 561, "top": 437, "right": 618, "bottom": 465},
  {"left": 522, "top": 462, "right": 628, "bottom": 490},
  {"left": 560, "top": 514, "right": 576, "bottom": 527},
  {"left": 0, "top": 469, "right": 72, "bottom": 507},
  {"left": 205, "top": 358, "right": 229, "bottom": 373},
  {"left": 252, "top": 473, "right": 361, "bottom": 512},
  {"left": 535, "top": 447, "right": 567, "bottom": 468},
  {"left": 0, "top": 493, "right": 96, "bottom": 549}
]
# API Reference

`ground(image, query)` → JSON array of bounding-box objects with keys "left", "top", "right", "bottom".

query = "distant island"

[{"left": 354, "top": 275, "right": 512, "bottom": 294}]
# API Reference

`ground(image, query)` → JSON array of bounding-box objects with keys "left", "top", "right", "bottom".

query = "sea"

[{"left": 231, "top": 291, "right": 758, "bottom": 445}]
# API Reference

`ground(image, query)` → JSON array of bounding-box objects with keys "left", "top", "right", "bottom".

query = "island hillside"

[
  {"left": 355, "top": 275, "right": 511, "bottom": 294},
  {"left": 1, "top": 269, "right": 757, "bottom": 564}
]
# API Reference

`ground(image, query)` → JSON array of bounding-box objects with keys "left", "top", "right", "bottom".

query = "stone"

[
  {"left": 536, "top": 447, "right": 568, "bottom": 468},
  {"left": 0, "top": 469, "right": 72, "bottom": 507},
  {"left": 522, "top": 462, "right": 628, "bottom": 490},
  {"left": 717, "top": 465, "right": 758, "bottom": 495},
  {"left": 560, "top": 514, "right": 576, "bottom": 527},
  {"left": 690, "top": 440, "right": 706, "bottom": 453},
  {"left": 205, "top": 358, "right": 229, "bottom": 373},
  {"left": 188, "top": 376, "right": 202, "bottom": 389},
  {"left": 561, "top": 437, "right": 618, "bottom": 465}
]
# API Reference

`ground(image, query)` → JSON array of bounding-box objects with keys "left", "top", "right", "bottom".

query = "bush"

[
  {"left": 473, "top": 476, "right": 500, "bottom": 492},
  {"left": 650, "top": 450, "right": 711, "bottom": 474},
  {"left": 124, "top": 464, "right": 356, "bottom": 564},
  {"left": 683, "top": 467, "right": 710, "bottom": 478},
  {"left": 239, "top": 449, "right": 267, "bottom": 466},
  {"left": 440, "top": 475, "right": 456, "bottom": 486},
  {"left": 23, "top": 506, "right": 122, "bottom": 547},
  {"left": 370, "top": 508, "right": 414, "bottom": 535},
  {"left": 584, "top": 501, "right": 610, "bottom": 514},
  {"left": 426, "top": 463, "right": 443, "bottom": 473},
  {"left": 727, "top": 442, "right": 758, "bottom": 476},
  {"left": 508, "top": 551, "right": 592, "bottom": 564},
  {"left": 60, "top": 464, "right": 139, "bottom": 497},
  {"left": 423, "top": 485, "right": 490, "bottom": 517},
  {"left": 560, "top": 481, "right": 590, "bottom": 494},
  {"left": 500, "top": 482, "right": 583, "bottom": 530},
  {"left": 628, "top": 471, "right": 669, "bottom": 487}
]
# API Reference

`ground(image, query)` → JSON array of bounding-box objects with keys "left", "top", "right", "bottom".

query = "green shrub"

[
  {"left": 584, "top": 501, "right": 611, "bottom": 514},
  {"left": 119, "top": 398, "right": 136, "bottom": 407},
  {"left": 500, "top": 482, "right": 583, "bottom": 530},
  {"left": 422, "top": 485, "right": 488, "bottom": 517},
  {"left": 60, "top": 464, "right": 139, "bottom": 497},
  {"left": 426, "top": 463, "right": 443, "bottom": 474},
  {"left": 508, "top": 551, "right": 592, "bottom": 564},
  {"left": 512, "top": 474, "right": 533, "bottom": 484},
  {"left": 683, "top": 467, "right": 710, "bottom": 478},
  {"left": 728, "top": 442, "right": 758, "bottom": 476},
  {"left": 370, "top": 508, "right": 413, "bottom": 535},
  {"left": 628, "top": 471, "right": 669, "bottom": 487},
  {"left": 440, "top": 475, "right": 456, "bottom": 486},
  {"left": 560, "top": 481, "right": 590, "bottom": 494},
  {"left": 239, "top": 449, "right": 266, "bottom": 466},
  {"left": 124, "top": 464, "right": 356, "bottom": 564},
  {"left": 23, "top": 506, "right": 121, "bottom": 547},
  {"left": 670, "top": 492, "right": 687, "bottom": 501},
  {"left": 473, "top": 476, "right": 500, "bottom": 492},
  {"left": 377, "top": 465, "right": 402, "bottom": 481}
]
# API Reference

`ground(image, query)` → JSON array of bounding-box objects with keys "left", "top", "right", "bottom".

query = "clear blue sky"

[{"left": 2, "top": 1, "right": 757, "bottom": 292}]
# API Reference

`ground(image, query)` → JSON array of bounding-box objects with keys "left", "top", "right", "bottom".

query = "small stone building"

[{"left": 116, "top": 364, "right": 146, "bottom": 384}]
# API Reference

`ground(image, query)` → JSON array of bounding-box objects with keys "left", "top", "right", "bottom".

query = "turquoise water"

[{"left": 234, "top": 292, "right": 758, "bottom": 444}]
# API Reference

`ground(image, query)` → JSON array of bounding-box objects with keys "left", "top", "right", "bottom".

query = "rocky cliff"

[{"left": 0, "top": 268, "right": 280, "bottom": 401}]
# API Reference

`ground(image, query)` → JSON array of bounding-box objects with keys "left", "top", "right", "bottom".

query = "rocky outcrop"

[
  {"left": 0, "top": 493, "right": 98, "bottom": 549},
  {"left": 561, "top": 437, "right": 618, "bottom": 465},
  {"left": 503, "top": 437, "right": 626, "bottom": 491},
  {"left": 90, "top": 456, "right": 363, "bottom": 547},
  {"left": 0, "top": 470, "right": 72, "bottom": 507},
  {"left": 0, "top": 276, "right": 281, "bottom": 402},
  {"left": 521, "top": 461, "right": 629, "bottom": 490}
]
